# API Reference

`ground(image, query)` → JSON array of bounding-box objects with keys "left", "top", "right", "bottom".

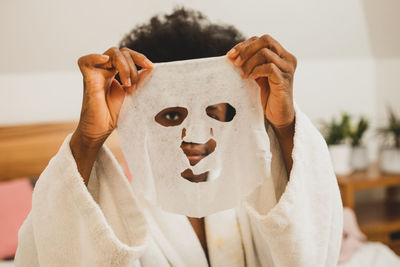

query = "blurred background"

[
  {"left": 0, "top": 0, "right": 400, "bottom": 264},
  {"left": 0, "top": 0, "right": 399, "bottom": 159}
]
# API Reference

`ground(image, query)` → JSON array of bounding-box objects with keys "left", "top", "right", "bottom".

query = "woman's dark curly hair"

[{"left": 119, "top": 7, "right": 246, "bottom": 63}]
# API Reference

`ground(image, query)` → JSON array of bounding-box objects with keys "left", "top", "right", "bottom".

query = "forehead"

[{"left": 135, "top": 56, "right": 246, "bottom": 109}]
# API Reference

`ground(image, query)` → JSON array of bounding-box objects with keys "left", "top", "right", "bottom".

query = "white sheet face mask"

[{"left": 118, "top": 56, "right": 271, "bottom": 217}]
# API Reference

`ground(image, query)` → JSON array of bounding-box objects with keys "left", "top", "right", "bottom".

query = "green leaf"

[
  {"left": 378, "top": 106, "right": 400, "bottom": 148},
  {"left": 321, "top": 112, "right": 351, "bottom": 145}
]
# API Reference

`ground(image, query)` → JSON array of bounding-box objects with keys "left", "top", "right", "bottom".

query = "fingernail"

[
  {"left": 145, "top": 59, "right": 154, "bottom": 68},
  {"left": 234, "top": 56, "right": 242, "bottom": 66},
  {"left": 101, "top": 55, "right": 109, "bottom": 60},
  {"left": 227, "top": 48, "right": 236, "bottom": 56},
  {"left": 126, "top": 78, "right": 131, "bottom": 87}
]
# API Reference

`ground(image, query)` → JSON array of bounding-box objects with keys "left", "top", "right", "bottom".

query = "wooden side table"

[{"left": 337, "top": 163, "right": 400, "bottom": 255}]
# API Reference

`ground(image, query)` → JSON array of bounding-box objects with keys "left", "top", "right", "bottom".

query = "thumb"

[
  {"left": 107, "top": 79, "right": 125, "bottom": 124},
  {"left": 256, "top": 77, "right": 269, "bottom": 112}
]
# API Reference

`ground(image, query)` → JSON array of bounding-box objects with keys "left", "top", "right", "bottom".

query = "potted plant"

[
  {"left": 349, "top": 117, "right": 369, "bottom": 170},
  {"left": 321, "top": 113, "right": 353, "bottom": 175},
  {"left": 378, "top": 107, "right": 400, "bottom": 174}
]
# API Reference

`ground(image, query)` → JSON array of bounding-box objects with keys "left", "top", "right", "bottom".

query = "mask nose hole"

[{"left": 181, "top": 128, "right": 186, "bottom": 139}]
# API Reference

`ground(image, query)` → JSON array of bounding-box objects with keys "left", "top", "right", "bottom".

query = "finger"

[
  {"left": 104, "top": 47, "right": 131, "bottom": 87},
  {"left": 125, "top": 68, "right": 154, "bottom": 95},
  {"left": 238, "top": 35, "right": 296, "bottom": 69},
  {"left": 245, "top": 35, "right": 289, "bottom": 60},
  {"left": 122, "top": 48, "right": 154, "bottom": 69},
  {"left": 248, "top": 63, "right": 283, "bottom": 85},
  {"left": 242, "top": 48, "right": 293, "bottom": 77},
  {"left": 122, "top": 50, "right": 139, "bottom": 88},
  {"left": 226, "top": 36, "right": 258, "bottom": 60},
  {"left": 77, "top": 54, "right": 110, "bottom": 70},
  {"left": 137, "top": 68, "right": 153, "bottom": 85}
]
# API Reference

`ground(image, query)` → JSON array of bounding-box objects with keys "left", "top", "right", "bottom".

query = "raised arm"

[
  {"left": 15, "top": 48, "right": 154, "bottom": 266},
  {"left": 227, "top": 34, "right": 297, "bottom": 177},
  {"left": 70, "top": 47, "right": 153, "bottom": 185}
]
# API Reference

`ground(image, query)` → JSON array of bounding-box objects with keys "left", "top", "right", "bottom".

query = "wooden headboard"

[{"left": 0, "top": 122, "right": 123, "bottom": 182}]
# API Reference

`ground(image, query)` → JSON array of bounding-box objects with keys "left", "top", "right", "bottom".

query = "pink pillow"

[
  {"left": 338, "top": 207, "right": 367, "bottom": 264},
  {"left": 0, "top": 178, "right": 33, "bottom": 259}
]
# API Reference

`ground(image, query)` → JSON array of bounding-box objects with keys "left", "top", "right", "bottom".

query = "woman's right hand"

[{"left": 70, "top": 47, "right": 154, "bottom": 185}]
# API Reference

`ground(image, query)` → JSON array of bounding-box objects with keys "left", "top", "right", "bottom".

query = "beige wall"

[{"left": 0, "top": 0, "right": 374, "bottom": 73}]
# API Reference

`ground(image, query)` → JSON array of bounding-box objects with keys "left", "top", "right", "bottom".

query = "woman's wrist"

[
  {"left": 270, "top": 116, "right": 295, "bottom": 178},
  {"left": 70, "top": 130, "right": 103, "bottom": 185},
  {"left": 271, "top": 117, "right": 295, "bottom": 136}
]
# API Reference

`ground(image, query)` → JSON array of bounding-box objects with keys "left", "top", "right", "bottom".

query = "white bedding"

[{"left": 0, "top": 260, "right": 14, "bottom": 267}]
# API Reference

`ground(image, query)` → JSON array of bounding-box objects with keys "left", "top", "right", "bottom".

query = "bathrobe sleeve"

[
  {"left": 15, "top": 135, "right": 148, "bottom": 267},
  {"left": 244, "top": 103, "right": 343, "bottom": 267}
]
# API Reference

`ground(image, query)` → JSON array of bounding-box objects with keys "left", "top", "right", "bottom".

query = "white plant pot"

[
  {"left": 329, "top": 144, "right": 353, "bottom": 176},
  {"left": 351, "top": 146, "right": 369, "bottom": 171},
  {"left": 379, "top": 148, "right": 400, "bottom": 174}
]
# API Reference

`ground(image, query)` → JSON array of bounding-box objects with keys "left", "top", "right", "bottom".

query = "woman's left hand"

[{"left": 226, "top": 34, "right": 297, "bottom": 129}]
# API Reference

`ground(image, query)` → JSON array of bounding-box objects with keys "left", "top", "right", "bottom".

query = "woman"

[{"left": 16, "top": 8, "right": 342, "bottom": 267}]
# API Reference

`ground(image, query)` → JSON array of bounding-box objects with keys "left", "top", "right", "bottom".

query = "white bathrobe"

[{"left": 15, "top": 105, "right": 343, "bottom": 267}]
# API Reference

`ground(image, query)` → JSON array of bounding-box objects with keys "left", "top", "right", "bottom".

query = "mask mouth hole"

[
  {"left": 206, "top": 103, "right": 236, "bottom": 122},
  {"left": 180, "top": 139, "right": 216, "bottom": 166},
  {"left": 181, "top": 169, "right": 208, "bottom": 183}
]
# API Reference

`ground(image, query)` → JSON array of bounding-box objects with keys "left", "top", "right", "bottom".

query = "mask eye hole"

[
  {"left": 206, "top": 103, "right": 236, "bottom": 122},
  {"left": 155, "top": 107, "right": 188, "bottom": 127}
]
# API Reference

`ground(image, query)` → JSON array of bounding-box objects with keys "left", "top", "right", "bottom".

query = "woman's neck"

[{"left": 187, "top": 217, "right": 209, "bottom": 262}]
